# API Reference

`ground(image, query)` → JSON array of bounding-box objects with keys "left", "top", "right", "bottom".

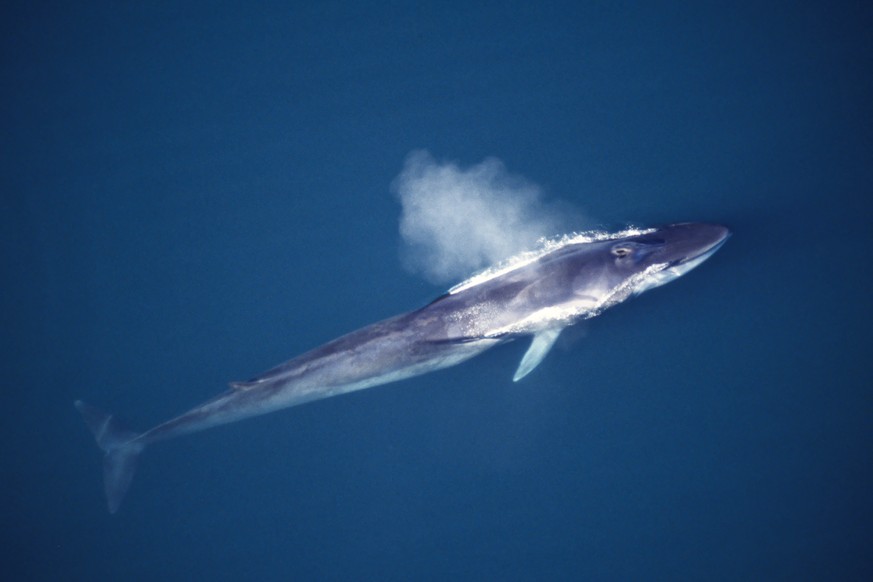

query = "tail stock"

[{"left": 74, "top": 400, "right": 145, "bottom": 514}]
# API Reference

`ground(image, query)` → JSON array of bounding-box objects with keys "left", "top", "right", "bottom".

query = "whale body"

[{"left": 76, "top": 222, "right": 730, "bottom": 512}]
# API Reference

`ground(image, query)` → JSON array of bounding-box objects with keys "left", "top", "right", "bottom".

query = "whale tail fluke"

[{"left": 75, "top": 400, "right": 145, "bottom": 514}]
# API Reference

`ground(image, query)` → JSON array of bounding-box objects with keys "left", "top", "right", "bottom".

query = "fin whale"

[{"left": 77, "top": 223, "right": 730, "bottom": 512}]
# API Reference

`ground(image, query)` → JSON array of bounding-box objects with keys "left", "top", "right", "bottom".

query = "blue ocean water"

[{"left": 3, "top": 1, "right": 871, "bottom": 580}]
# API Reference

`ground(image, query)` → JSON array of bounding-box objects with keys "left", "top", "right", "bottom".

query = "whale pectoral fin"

[{"left": 513, "top": 328, "right": 562, "bottom": 382}]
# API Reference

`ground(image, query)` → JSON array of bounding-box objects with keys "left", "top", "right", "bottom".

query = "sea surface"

[{"left": 3, "top": 2, "right": 871, "bottom": 580}]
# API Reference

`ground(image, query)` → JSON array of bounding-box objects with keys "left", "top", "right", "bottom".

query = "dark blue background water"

[{"left": 3, "top": 1, "right": 871, "bottom": 579}]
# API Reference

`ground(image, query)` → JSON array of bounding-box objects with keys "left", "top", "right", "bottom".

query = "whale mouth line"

[{"left": 672, "top": 233, "right": 731, "bottom": 268}]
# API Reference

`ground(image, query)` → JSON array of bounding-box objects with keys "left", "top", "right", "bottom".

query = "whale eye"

[{"left": 611, "top": 245, "right": 632, "bottom": 258}]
